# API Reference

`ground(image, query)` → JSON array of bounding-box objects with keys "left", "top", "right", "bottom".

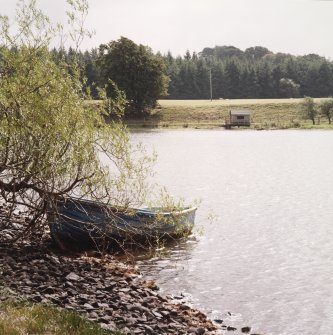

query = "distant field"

[
  {"left": 137, "top": 98, "right": 329, "bottom": 129},
  {"left": 86, "top": 98, "right": 332, "bottom": 129},
  {"left": 159, "top": 98, "right": 306, "bottom": 107}
]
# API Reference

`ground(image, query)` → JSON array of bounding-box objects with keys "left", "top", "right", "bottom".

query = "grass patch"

[
  {"left": 154, "top": 98, "right": 333, "bottom": 129},
  {"left": 0, "top": 300, "right": 122, "bottom": 335},
  {"left": 85, "top": 98, "right": 333, "bottom": 129},
  {"left": 153, "top": 99, "right": 304, "bottom": 129}
]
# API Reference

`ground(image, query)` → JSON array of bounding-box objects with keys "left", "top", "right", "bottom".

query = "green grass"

[
  {"left": 0, "top": 300, "right": 122, "bottom": 335},
  {"left": 85, "top": 98, "right": 333, "bottom": 129},
  {"left": 152, "top": 98, "right": 330, "bottom": 129}
]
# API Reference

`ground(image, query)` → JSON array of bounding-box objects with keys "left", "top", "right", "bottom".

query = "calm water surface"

[{"left": 130, "top": 130, "right": 333, "bottom": 335}]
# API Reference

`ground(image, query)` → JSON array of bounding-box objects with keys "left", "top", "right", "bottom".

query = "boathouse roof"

[{"left": 230, "top": 109, "right": 251, "bottom": 115}]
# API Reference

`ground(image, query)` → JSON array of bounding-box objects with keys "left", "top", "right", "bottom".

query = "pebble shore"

[
  {"left": 0, "top": 206, "right": 258, "bottom": 335},
  {"left": 0, "top": 241, "right": 224, "bottom": 335}
]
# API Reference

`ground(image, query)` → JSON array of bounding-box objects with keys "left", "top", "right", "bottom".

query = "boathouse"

[{"left": 225, "top": 109, "right": 251, "bottom": 128}]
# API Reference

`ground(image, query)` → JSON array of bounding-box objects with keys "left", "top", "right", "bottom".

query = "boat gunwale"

[{"left": 56, "top": 197, "right": 197, "bottom": 217}]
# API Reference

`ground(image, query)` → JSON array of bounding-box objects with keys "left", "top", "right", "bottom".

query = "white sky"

[{"left": 2, "top": 0, "right": 333, "bottom": 59}]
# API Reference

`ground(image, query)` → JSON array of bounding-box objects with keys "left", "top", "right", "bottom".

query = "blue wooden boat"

[{"left": 48, "top": 197, "right": 197, "bottom": 248}]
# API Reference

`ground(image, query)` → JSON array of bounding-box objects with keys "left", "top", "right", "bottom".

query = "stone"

[
  {"left": 125, "top": 317, "right": 137, "bottom": 326},
  {"left": 179, "top": 304, "right": 191, "bottom": 310},
  {"left": 0, "top": 236, "right": 219, "bottom": 335},
  {"left": 59, "top": 292, "right": 68, "bottom": 299},
  {"left": 91, "top": 301, "right": 99, "bottom": 308},
  {"left": 98, "top": 315, "right": 112, "bottom": 323},
  {"left": 32, "top": 294, "right": 43, "bottom": 302},
  {"left": 78, "top": 294, "right": 90, "bottom": 301},
  {"left": 152, "top": 310, "right": 162, "bottom": 318},
  {"left": 65, "top": 272, "right": 81, "bottom": 281},
  {"left": 89, "top": 311, "right": 99, "bottom": 319},
  {"left": 83, "top": 303, "right": 95, "bottom": 310},
  {"left": 43, "top": 286, "right": 55, "bottom": 294},
  {"left": 100, "top": 322, "right": 117, "bottom": 331},
  {"left": 65, "top": 281, "right": 74, "bottom": 288},
  {"left": 64, "top": 305, "right": 75, "bottom": 310},
  {"left": 227, "top": 326, "right": 237, "bottom": 331},
  {"left": 196, "top": 327, "right": 206, "bottom": 335},
  {"left": 169, "top": 310, "right": 179, "bottom": 317},
  {"left": 142, "top": 324, "right": 154, "bottom": 333},
  {"left": 241, "top": 326, "right": 251, "bottom": 333},
  {"left": 160, "top": 310, "right": 170, "bottom": 317}
]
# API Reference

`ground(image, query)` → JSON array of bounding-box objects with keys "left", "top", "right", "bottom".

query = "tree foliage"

[
  {"left": 0, "top": 1, "right": 154, "bottom": 240},
  {"left": 318, "top": 98, "right": 333, "bottom": 124},
  {"left": 49, "top": 44, "right": 333, "bottom": 104},
  {"left": 97, "top": 37, "right": 169, "bottom": 116},
  {"left": 300, "top": 97, "right": 317, "bottom": 125},
  {"left": 162, "top": 46, "right": 333, "bottom": 100}
]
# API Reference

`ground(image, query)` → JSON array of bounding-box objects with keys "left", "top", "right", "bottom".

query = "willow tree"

[{"left": 0, "top": 0, "right": 154, "bottom": 241}]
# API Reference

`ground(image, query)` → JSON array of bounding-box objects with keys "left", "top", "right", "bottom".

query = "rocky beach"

[
  {"left": 0, "top": 242, "right": 225, "bottom": 335},
  {"left": 0, "top": 205, "right": 227, "bottom": 335}
]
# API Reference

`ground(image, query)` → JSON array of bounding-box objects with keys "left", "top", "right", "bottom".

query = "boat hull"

[{"left": 48, "top": 198, "right": 196, "bottom": 249}]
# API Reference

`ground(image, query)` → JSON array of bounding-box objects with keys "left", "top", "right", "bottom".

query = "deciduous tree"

[
  {"left": 318, "top": 98, "right": 333, "bottom": 124},
  {"left": 0, "top": 1, "right": 153, "bottom": 241},
  {"left": 98, "top": 37, "right": 169, "bottom": 116},
  {"left": 300, "top": 96, "right": 317, "bottom": 125}
]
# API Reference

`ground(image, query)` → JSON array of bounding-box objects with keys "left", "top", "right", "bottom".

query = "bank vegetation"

[{"left": 87, "top": 98, "right": 333, "bottom": 129}]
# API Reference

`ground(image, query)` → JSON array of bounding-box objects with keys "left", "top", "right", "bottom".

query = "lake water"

[{"left": 130, "top": 129, "right": 333, "bottom": 335}]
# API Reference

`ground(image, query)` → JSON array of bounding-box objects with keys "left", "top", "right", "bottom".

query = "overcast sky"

[{"left": 2, "top": 0, "right": 333, "bottom": 59}]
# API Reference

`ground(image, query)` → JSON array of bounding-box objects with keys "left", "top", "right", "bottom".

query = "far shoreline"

[{"left": 87, "top": 98, "right": 333, "bottom": 130}]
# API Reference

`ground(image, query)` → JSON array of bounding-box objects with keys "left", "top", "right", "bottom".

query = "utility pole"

[{"left": 209, "top": 68, "right": 213, "bottom": 101}]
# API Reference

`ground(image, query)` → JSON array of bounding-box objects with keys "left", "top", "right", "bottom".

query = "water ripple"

[{"left": 130, "top": 130, "right": 333, "bottom": 335}]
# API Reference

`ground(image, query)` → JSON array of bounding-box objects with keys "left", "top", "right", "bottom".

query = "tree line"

[
  {"left": 48, "top": 41, "right": 333, "bottom": 115},
  {"left": 165, "top": 46, "right": 333, "bottom": 100}
]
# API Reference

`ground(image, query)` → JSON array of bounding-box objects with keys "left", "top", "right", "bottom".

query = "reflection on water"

[
  {"left": 128, "top": 129, "right": 333, "bottom": 335},
  {"left": 135, "top": 237, "right": 198, "bottom": 280}
]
